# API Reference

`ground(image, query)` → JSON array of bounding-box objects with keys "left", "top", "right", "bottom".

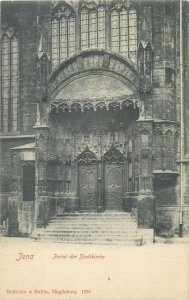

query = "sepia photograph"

[{"left": 0, "top": 0, "right": 189, "bottom": 299}]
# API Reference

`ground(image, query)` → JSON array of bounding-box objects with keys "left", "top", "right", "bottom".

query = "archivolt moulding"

[{"left": 49, "top": 49, "right": 139, "bottom": 97}]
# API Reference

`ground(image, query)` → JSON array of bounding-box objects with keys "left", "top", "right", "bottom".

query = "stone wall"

[
  {"left": 2, "top": 1, "right": 38, "bottom": 133},
  {"left": 152, "top": 3, "right": 176, "bottom": 121},
  {"left": 1, "top": 0, "right": 188, "bottom": 237},
  {"left": 0, "top": 137, "right": 35, "bottom": 193},
  {"left": 1, "top": 0, "right": 38, "bottom": 199},
  {"left": 18, "top": 201, "right": 35, "bottom": 236},
  {"left": 184, "top": 3, "right": 189, "bottom": 155},
  {"left": 183, "top": 3, "right": 189, "bottom": 210},
  {"left": 0, "top": 193, "right": 9, "bottom": 223},
  {"left": 1, "top": 1, "right": 38, "bottom": 226},
  {"left": 0, "top": 137, "right": 35, "bottom": 225},
  {"left": 156, "top": 206, "right": 189, "bottom": 237},
  {"left": 8, "top": 199, "right": 35, "bottom": 236}
]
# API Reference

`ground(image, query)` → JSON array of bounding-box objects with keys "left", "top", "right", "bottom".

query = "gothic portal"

[
  {"left": 44, "top": 50, "right": 140, "bottom": 218},
  {"left": 1, "top": 0, "right": 189, "bottom": 239}
]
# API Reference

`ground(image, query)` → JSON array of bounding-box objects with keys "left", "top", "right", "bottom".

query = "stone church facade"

[{"left": 0, "top": 0, "right": 189, "bottom": 241}]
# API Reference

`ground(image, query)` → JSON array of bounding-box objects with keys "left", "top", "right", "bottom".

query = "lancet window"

[
  {"left": 80, "top": 5, "right": 106, "bottom": 50},
  {"left": 51, "top": 5, "right": 76, "bottom": 68},
  {"left": 1, "top": 25, "right": 19, "bottom": 133},
  {"left": 110, "top": 4, "right": 137, "bottom": 63}
]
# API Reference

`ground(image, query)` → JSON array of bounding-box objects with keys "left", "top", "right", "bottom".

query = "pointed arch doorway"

[
  {"left": 77, "top": 146, "right": 125, "bottom": 212},
  {"left": 77, "top": 147, "right": 98, "bottom": 211},
  {"left": 103, "top": 147, "right": 124, "bottom": 211}
]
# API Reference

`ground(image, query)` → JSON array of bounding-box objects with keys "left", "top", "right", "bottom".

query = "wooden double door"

[{"left": 79, "top": 162, "right": 123, "bottom": 211}]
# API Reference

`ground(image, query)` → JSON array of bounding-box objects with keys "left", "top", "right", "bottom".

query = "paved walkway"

[{"left": 154, "top": 235, "right": 189, "bottom": 244}]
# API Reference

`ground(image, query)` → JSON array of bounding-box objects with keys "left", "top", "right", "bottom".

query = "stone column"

[
  {"left": 33, "top": 123, "right": 50, "bottom": 228},
  {"left": 153, "top": 122, "right": 179, "bottom": 236},
  {"left": 8, "top": 151, "right": 21, "bottom": 236},
  {"left": 182, "top": 4, "right": 189, "bottom": 235},
  {"left": 136, "top": 120, "right": 154, "bottom": 229},
  {"left": 97, "top": 162, "right": 103, "bottom": 212}
]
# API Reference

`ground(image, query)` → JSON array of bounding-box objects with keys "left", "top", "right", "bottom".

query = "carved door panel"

[
  {"left": 104, "top": 164, "right": 123, "bottom": 210},
  {"left": 79, "top": 165, "right": 97, "bottom": 211}
]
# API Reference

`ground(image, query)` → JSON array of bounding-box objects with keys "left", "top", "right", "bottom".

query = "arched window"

[
  {"left": 80, "top": 5, "right": 106, "bottom": 51},
  {"left": 51, "top": 5, "right": 76, "bottom": 68},
  {"left": 97, "top": 6, "right": 106, "bottom": 48},
  {"left": 111, "top": 4, "right": 137, "bottom": 63},
  {"left": 80, "top": 8, "right": 89, "bottom": 50},
  {"left": 1, "top": 25, "right": 19, "bottom": 133}
]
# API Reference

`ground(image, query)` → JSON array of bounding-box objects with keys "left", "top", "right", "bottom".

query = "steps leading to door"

[{"left": 31, "top": 212, "right": 154, "bottom": 245}]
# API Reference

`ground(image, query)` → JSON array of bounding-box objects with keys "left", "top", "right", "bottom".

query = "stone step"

[
  {"left": 37, "top": 223, "right": 137, "bottom": 229},
  {"left": 33, "top": 231, "right": 140, "bottom": 237},
  {"left": 55, "top": 212, "right": 131, "bottom": 215},
  {"left": 43, "top": 229, "right": 138, "bottom": 233},
  {"left": 31, "top": 212, "right": 153, "bottom": 245},
  {"left": 33, "top": 239, "right": 142, "bottom": 246},
  {"left": 34, "top": 232, "right": 141, "bottom": 237},
  {"left": 33, "top": 228, "right": 153, "bottom": 236},
  {"left": 51, "top": 217, "right": 134, "bottom": 221},
  {"left": 47, "top": 227, "right": 137, "bottom": 232},
  {"left": 50, "top": 217, "right": 135, "bottom": 221},
  {"left": 49, "top": 219, "right": 135, "bottom": 224},
  {"left": 48, "top": 226, "right": 137, "bottom": 230},
  {"left": 31, "top": 232, "right": 152, "bottom": 245},
  {"left": 52, "top": 213, "right": 133, "bottom": 218},
  {"left": 48, "top": 221, "right": 136, "bottom": 227},
  {"left": 32, "top": 229, "right": 153, "bottom": 240},
  {"left": 50, "top": 220, "right": 134, "bottom": 225},
  {"left": 33, "top": 225, "right": 138, "bottom": 230},
  {"left": 53, "top": 214, "right": 133, "bottom": 218},
  {"left": 33, "top": 238, "right": 141, "bottom": 246},
  {"left": 33, "top": 233, "right": 142, "bottom": 241},
  {"left": 49, "top": 224, "right": 136, "bottom": 229}
]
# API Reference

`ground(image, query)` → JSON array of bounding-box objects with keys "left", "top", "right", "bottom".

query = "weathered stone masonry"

[{"left": 0, "top": 0, "right": 189, "bottom": 238}]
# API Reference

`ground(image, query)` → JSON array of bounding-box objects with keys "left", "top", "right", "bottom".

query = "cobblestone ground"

[{"left": 0, "top": 237, "right": 189, "bottom": 300}]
